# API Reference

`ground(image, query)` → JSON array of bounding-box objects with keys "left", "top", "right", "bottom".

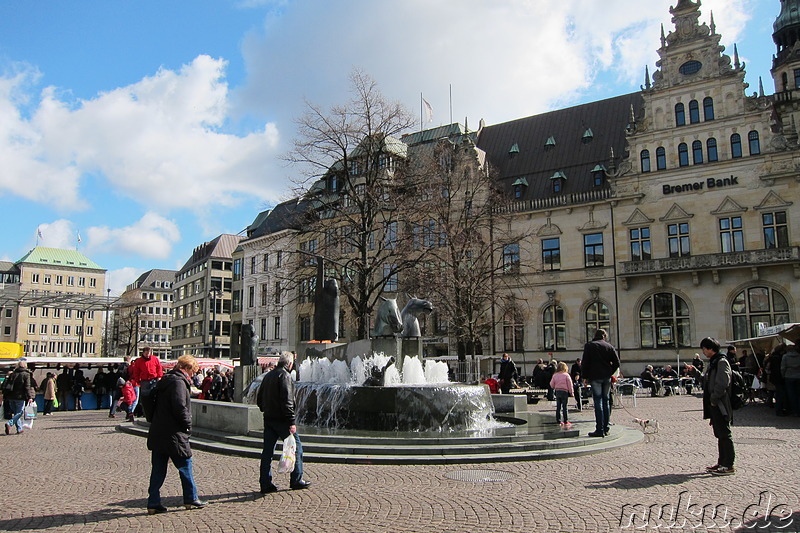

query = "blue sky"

[{"left": 0, "top": 0, "right": 776, "bottom": 294}]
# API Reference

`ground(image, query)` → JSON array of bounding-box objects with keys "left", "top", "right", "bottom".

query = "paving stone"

[{"left": 0, "top": 395, "right": 798, "bottom": 532}]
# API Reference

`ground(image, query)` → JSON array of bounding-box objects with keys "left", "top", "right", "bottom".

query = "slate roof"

[
  {"left": 477, "top": 92, "right": 644, "bottom": 200},
  {"left": 15, "top": 247, "right": 105, "bottom": 271},
  {"left": 245, "top": 198, "right": 312, "bottom": 241},
  {"left": 130, "top": 268, "right": 177, "bottom": 290}
]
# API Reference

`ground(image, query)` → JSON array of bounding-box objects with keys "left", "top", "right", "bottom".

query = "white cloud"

[
  {"left": 36, "top": 219, "right": 79, "bottom": 249},
  {"left": 86, "top": 213, "right": 181, "bottom": 259},
  {"left": 0, "top": 55, "right": 284, "bottom": 212},
  {"left": 237, "top": 0, "right": 755, "bottom": 127},
  {"left": 106, "top": 267, "right": 141, "bottom": 296}
]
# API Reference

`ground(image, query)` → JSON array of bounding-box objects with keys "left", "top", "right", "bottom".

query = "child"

[
  {"left": 550, "top": 361, "right": 574, "bottom": 428},
  {"left": 120, "top": 380, "right": 136, "bottom": 423}
]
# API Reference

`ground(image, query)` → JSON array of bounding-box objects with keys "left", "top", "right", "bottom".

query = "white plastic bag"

[
  {"left": 276, "top": 434, "right": 296, "bottom": 474},
  {"left": 23, "top": 403, "right": 37, "bottom": 420},
  {"left": 751, "top": 375, "right": 761, "bottom": 390}
]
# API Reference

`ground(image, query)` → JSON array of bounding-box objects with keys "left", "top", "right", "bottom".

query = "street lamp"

[
  {"left": 104, "top": 288, "right": 111, "bottom": 356},
  {"left": 208, "top": 287, "right": 222, "bottom": 358},
  {"left": 134, "top": 307, "right": 141, "bottom": 357}
]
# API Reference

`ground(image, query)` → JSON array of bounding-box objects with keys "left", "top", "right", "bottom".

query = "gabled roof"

[
  {"left": 131, "top": 269, "right": 177, "bottom": 290},
  {"left": 477, "top": 92, "right": 644, "bottom": 200},
  {"left": 15, "top": 247, "right": 105, "bottom": 271},
  {"left": 401, "top": 123, "right": 466, "bottom": 146}
]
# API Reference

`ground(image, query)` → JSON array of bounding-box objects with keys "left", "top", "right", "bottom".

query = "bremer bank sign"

[{"left": 663, "top": 175, "right": 739, "bottom": 195}]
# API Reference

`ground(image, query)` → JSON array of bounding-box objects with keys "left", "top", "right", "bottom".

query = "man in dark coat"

[
  {"left": 257, "top": 351, "right": 310, "bottom": 493},
  {"left": 581, "top": 329, "right": 620, "bottom": 438},
  {"left": 702, "top": 337, "right": 735, "bottom": 475},
  {"left": 146, "top": 355, "right": 206, "bottom": 513},
  {"left": 497, "top": 353, "right": 518, "bottom": 394},
  {"left": 4, "top": 361, "right": 33, "bottom": 435}
]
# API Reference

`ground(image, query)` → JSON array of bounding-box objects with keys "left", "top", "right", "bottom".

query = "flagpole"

[
  {"left": 420, "top": 92, "right": 423, "bottom": 132},
  {"left": 449, "top": 84, "right": 452, "bottom": 125}
]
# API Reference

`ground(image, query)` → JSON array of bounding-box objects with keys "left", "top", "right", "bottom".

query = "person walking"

[
  {"left": 41, "top": 372, "right": 57, "bottom": 415},
  {"left": 109, "top": 357, "right": 130, "bottom": 419},
  {"left": 702, "top": 337, "right": 735, "bottom": 475},
  {"left": 581, "top": 329, "right": 620, "bottom": 438},
  {"left": 497, "top": 353, "right": 519, "bottom": 394},
  {"left": 550, "top": 361, "right": 574, "bottom": 428},
  {"left": 781, "top": 342, "right": 800, "bottom": 417},
  {"left": 257, "top": 351, "right": 310, "bottom": 493},
  {"left": 4, "top": 361, "right": 33, "bottom": 435},
  {"left": 146, "top": 354, "right": 206, "bottom": 514},
  {"left": 130, "top": 347, "right": 163, "bottom": 421}
]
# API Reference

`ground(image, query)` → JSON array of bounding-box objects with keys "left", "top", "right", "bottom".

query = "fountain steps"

[{"left": 118, "top": 421, "right": 642, "bottom": 464}]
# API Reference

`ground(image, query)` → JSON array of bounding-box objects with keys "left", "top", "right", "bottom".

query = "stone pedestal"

[{"left": 233, "top": 365, "right": 262, "bottom": 403}]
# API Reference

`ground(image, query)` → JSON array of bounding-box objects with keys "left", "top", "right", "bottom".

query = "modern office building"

[{"left": 171, "top": 234, "right": 242, "bottom": 359}]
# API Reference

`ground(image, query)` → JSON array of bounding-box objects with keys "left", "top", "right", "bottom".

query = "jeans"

[
  {"left": 147, "top": 451, "right": 198, "bottom": 507},
  {"left": 590, "top": 378, "right": 612, "bottom": 433},
  {"left": 709, "top": 405, "right": 735, "bottom": 468},
  {"left": 6, "top": 399, "right": 25, "bottom": 432},
  {"left": 131, "top": 386, "right": 140, "bottom": 413},
  {"left": 259, "top": 420, "right": 304, "bottom": 489},
  {"left": 109, "top": 389, "right": 121, "bottom": 416},
  {"left": 554, "top": 389, "right": 569, "bottom": 423}
]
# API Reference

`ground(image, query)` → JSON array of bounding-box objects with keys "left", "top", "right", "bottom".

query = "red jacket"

[
  {"left": 129, "top": 355, "right": 163, "bottom": 386},
  {"left": 121, "top": 381, "right": 136, "bottom": 405}
]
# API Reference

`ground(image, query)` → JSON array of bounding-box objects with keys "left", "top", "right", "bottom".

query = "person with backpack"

[
  {"left": 4, "top": 361, "right": 33, "bottom": 435},
  {"left": 701, "top": 337, "right": 735, "bottom": 476}
]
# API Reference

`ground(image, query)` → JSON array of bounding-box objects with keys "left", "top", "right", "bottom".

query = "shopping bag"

[
  {"left": 751, "top": 375, "right": 761, "bottom": 389},
  {"left": 276, "top": 434, "right": 296, "bottom": 474},
  {"left": 53, "top": 397, "right": 59, "bottom": 409},
  {"left": 23, "top": 403, "right": 37, "bottom": 421},
  {"left": 21, "top": 418, "right": 34, "bottom": 430}
]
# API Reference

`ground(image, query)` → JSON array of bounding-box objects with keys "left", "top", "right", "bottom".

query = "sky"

[{"left": 0, "top": 0, "right": 778, "bottom": 295}]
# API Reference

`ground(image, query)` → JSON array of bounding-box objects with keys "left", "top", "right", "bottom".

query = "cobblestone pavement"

[{"left": 1, "top": 395, "right": 798, "bottom": 532}]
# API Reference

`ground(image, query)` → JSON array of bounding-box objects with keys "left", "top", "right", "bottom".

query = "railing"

[
  {"left": 492, "top": 188, "right": 614, "bottom": 215},
  {"left": 621, "top": 246, "right": 800, "bottom": 275}
]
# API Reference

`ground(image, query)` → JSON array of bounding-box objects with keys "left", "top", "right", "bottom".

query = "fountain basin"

[{"left": 295, "top": 382, "right": 495, "bottom": 432}]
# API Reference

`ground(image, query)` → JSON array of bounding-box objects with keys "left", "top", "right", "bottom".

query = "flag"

[
  {"left": 77, "top": 231, "right": 82, "bottom": 243},
  {"left": 422, "top": 97, "right": 433, "bottom": 123},
  {"left": 37, "top": 227, "right": 43, "bottom": 239}
]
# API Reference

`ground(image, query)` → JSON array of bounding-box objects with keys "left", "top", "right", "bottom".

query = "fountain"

[{"left": 244, "top": 354, "right": 500, "bottom": 432}]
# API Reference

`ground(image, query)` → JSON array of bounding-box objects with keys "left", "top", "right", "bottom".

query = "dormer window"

[
  {"left": 590, "top": 165, "right": 606, "bottom": 187},
  {"left": 509, "top": 143, "right": 520, "bottom": 158},
  {"left": 550, "top": 171, "right": 566, "bottom": 194},
  {"left": 349, "top": 160, "right": 359, "bottom": 176},
  {"left": 544, "top": 136, "right": 556, "bottom": 151},
  {"left": 329, "top": 174, "right": 339, "bottom": 192},
  {"left": 512, "top": 177, "right": 528, "bottom": 199},
  {"left": 582, "top": 129, "right": 594, "bottom": 144}
]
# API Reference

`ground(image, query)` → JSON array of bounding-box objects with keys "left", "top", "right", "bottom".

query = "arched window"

[
  {"left": 503, "top": 310, "right": 524, "bottom": 352},
  {"left": 731, "top": 134, "right": 742, "bottom": 158},
  {"left": 678, "top": 143, "right": 689, "bottom": 167},
  {"left": 675, "top": 103, "right": 686, "bottom": 126},
  {"left": 640, "top": 149, "right": 651, "bottom": 172},
  {"left": 748, "top": 130, "right": 761, "bottom": 155},
  {"left": 692, "top": 140, "right": 703, "bottom": 164},
  {"left": 703, "top": 97, "right": 715, "bottom": 121},
  {"left": 656, "top": 147, "right": 667, "bottom": 170},
  {"left": 543, "top": 305, "right": 566, "bottom": 350},
  {"left": 585, "top": 302, "right": 610, "bottom": 342},
  {"left": 731, "top": 287, "right": 790, "bottom": 340},
  {"left": 689, "top": 100, "right": 700, "bottom": 123},
  {"left": 639, "top": 293, "right": 691, "bottom": 348},
  {"left": 707, "top": 138, "right": 718, "bottom": 162}
]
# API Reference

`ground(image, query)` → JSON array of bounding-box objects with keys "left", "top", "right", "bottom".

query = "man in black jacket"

[
  {"left": 497, "top": 353, "right": 518, "bottom": 394},
  {"left": 581, "top": 329, "right": 620, "bottom": 438},
  {"left": 257, "top": 351, "right": 310, "bottom": 493},
  {"left": 146, "top": 355, "right": 207, "bottom": 514},
  {"left": 4, "top": 361, "right": 32, "bottom": 435}
]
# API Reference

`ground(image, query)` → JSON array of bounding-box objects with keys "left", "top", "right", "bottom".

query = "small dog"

[{"left": 633, "top": 417, "right": 659, "bottom": 433}]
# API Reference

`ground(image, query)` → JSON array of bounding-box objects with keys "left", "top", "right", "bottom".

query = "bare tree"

[
  {"left": 287, "top": 69, "right": 417, "bottom": 340},
  {"left": 401, "top": 134, "right": 534, "bottom": 360}
]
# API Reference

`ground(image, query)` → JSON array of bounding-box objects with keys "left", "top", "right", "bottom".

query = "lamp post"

[
  {"left": 208, "top": 288, "right": 221, "bottom": 358},
  {"left": 134, "top": 307, "right": 141, "bottom": 357},
  {"left": 104, "top": 288, "right": 111, "bottom": 356}
]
